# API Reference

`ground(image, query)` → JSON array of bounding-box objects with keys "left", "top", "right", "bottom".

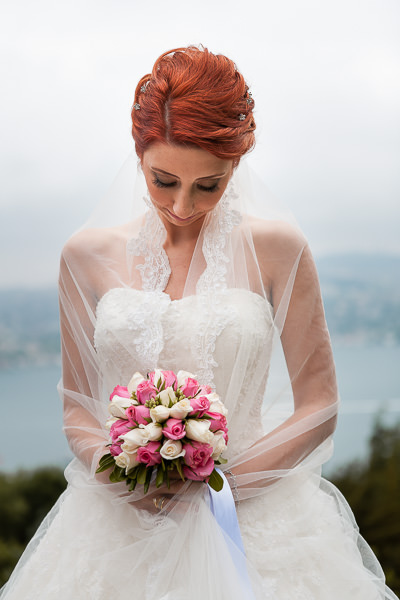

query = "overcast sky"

[{"left": 1, "top": 0, "right": 399, "bottom": 287}]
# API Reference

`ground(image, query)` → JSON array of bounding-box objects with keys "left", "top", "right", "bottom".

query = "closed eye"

[
  {"left": 197, "top": 182, "right": 219, "bottom": 193},
  {"left": 152, "top": 175, "right": 219, "bottom": 193},
  {"left": 152, "top": 176, "right": 176, "bottom": 188}
]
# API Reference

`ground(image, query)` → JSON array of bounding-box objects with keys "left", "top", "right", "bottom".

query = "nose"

[{"left": 172, "top": 189, "right": 195, "bottom": 219}]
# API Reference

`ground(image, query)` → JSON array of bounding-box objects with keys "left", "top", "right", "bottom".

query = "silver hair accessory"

[
  {"left": 238, "top": 113, "right": 246, "bottom": 121},
  {"left": 133, "top": 103, "right": 141, "bottom": 111},
  {"left": 140, "top": 81, "right": 150, "bottom": 93},
  {"left": 246, "top": 91, "right": 253, "bottom": 105}
]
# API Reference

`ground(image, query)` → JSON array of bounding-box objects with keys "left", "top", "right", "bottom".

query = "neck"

[{"left": 158, "top": 212, "right": 207, "bottom": 247}]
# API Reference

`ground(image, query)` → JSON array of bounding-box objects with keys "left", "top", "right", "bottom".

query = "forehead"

[{"left": 142, "top": 142, "right": 232, "bottom": 178}]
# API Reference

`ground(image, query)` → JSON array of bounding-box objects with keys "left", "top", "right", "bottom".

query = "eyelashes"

[
  {"left": 198, "top": 182, "right": 219, "bottom": 193},
  {"left": 151, "top": 176, "right": 219, "bottom": 193},
  {"left": 151, "top": 177, "right": 174, "bottom": 189}
]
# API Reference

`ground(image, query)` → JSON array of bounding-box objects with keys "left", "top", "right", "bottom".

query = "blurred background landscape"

[{"left": 1, "top": 0, "right": 399, "bottom": 594}]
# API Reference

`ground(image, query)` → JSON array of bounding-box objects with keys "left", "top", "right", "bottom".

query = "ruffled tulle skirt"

[{"left": 0, "top": 461, "right": 397, "bottom": 600}]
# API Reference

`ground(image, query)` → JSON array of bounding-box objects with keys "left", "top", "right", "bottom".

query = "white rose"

[
  {"left": 169, "top": 398, "right": 192, "bottom": 419},
  {"left": 115, "top": 450, "right": 139, "bottom": 472},
  {"left": 105, "top": 417, "right": 118, "bottom": 430},
  {"left": 211, "top": 431, "right": 227, "bottom": 460},
  {"left": 121, "top": 428, "right": 149, "bottom": 450},
  {"left": 160, "top": 439, "right": 186, "bottom": 460},
  {"left": 185, "top": 419, "right": 214, "bottom": 444},
  {"left": 141, "top": 422, "right": 163, "bottom": 441},
  {"left": 207, "top": 395, "right": 228, "bottom": 417},
  {"left": 150, "top": 405, "right": 170, "bottom": 423},
  {"left": 152, "top": 369, "right": 164, "bottom": 388},
  {"left": 158, "top": 386, "right": 177, "bottom": 407},
  {"left": 127, "top": 372, "right": 145, "bottom": 395},
  {"left": 108, "top": 395, "right": 131, "bottom": 418},
  {"left": 176, "top": 370, "right": 196, "bottom": 388}
]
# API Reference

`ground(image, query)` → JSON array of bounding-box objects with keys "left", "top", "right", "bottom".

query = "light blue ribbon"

[{"left": 208, "top": 469, "right": 256, "bottom": 599}]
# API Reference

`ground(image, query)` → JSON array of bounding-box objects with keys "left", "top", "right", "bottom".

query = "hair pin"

[{"left": 133, "top": 103, "right": 141, "bottom": 111}]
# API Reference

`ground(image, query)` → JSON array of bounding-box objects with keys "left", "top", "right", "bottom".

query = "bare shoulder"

[
  {"left": 245, "top": 216, "right": 307, "bottom": 260},
  {"left": 61, "top": 224, "right": 130, "bottom": 263},
  {"left": 59, "top": 223, "right": 135, "bottom": 298}
]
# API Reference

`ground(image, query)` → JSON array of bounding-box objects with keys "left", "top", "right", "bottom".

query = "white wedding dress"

[{"left": 1, "top": 284, "right": 395, "bottom": 599}]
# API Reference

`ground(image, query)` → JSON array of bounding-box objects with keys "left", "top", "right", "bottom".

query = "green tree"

[
  {"left": 331, "top": 418, "right": 400, "bottom": 595},
  {"left": 0, "top": 467, "right": 66, "bottom": 586}
]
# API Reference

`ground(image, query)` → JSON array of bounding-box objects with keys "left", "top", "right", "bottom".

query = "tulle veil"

[{"left": 1, "top": 151, "right": 397, "bottom": 600}]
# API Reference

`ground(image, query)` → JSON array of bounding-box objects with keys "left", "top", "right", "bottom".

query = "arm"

[
  {"left": 229, "top": 223, "right": 338, "bottom": 496},
  {"left": 59, "top": 232, "right": 192, "bottom": 510},
  {"left": 59, "top": 234, "right": 107, "bottom": 474}
]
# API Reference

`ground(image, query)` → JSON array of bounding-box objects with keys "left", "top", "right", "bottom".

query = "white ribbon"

[{"left": 208, "top": 469, "right": 256, "bottom": 599}]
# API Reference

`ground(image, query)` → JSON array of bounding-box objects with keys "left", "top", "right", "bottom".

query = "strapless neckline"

[{"left": 96, "top": 286, "right": 273, "bottom": 314}]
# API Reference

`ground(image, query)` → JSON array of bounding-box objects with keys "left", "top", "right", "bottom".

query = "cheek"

[{"left": 147, "top": 185, "right": 171, "bottom": 206}]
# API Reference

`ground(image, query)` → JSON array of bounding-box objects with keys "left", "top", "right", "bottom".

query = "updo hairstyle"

[{"left": 131, "top": 46, "right": 256, "bottom": 165}]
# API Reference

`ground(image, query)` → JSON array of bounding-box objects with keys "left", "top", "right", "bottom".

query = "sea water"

[{"left": 0, "top": 344, "right": 399, "bottom": 475}]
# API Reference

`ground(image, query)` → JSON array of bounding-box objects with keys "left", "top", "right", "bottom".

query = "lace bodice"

[
  {"left": 94, "top": 193, "right": 276, "bottom": 457},
  {"left": 94, "top": 287, "right": 274, "bottom": 457}
]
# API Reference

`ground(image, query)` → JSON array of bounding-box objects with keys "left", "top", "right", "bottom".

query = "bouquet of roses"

[{"left": 96, "top": 369, "right": 228, "bottom": 493}]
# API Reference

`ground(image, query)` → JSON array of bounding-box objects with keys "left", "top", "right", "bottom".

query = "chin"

[{"left": 163, "top": 209, "right": 206, "bottom": 226}]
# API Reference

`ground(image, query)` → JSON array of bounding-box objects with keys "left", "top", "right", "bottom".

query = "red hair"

[{"left": 131, "top": 46, "right": 255, "bottom": 163}]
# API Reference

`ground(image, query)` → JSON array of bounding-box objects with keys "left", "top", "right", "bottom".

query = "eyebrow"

[{"left": 151, "top": 167, "right": 227, "bottom": 180}]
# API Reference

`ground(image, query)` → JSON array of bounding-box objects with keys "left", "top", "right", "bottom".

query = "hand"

[{"left": 130, "top": 471, "right": 203, "bottom": 515}]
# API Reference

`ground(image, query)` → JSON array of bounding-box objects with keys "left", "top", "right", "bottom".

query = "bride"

[{"left": 1, "top": 45, "right": 397, "bottom": 599}]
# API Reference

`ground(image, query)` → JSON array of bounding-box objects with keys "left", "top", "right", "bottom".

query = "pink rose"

[
  {"left": 162, "top": 418, "right": 186, "bottom": 440},
  {"left": 198, "top": 385, "right": 212, "bottom": 395},
  {"left": 182, "top": 457, "right": 215, "bottom": 481},
  {"left": 160, "top": 370, "right": 178, "bottom": 390},
  {"left": 110, "top": 442, "right": 123, "bottom": 456},
  {"left": 136, "top": 380, "right": 157, "bottom": 405},
  {"left": 180, "top": 377, "right": 200, "bottom": 398},
  {"left": 110, "top": 419, "right": 132, "bottom": 443},
  {"left": 148, "top": 369, "right": 177, "bottom": 390},
  {"left": 126, "top": 404, "right": 151, "bottom": 426},
  {"left": 110, "top": 385, "right": 130, "bottom": 401},
  {"left": 136, "top": 441, "right": 162, "bottom": 466},
  {"left": 183, "top": 440, "right": 213, "bottom": 469},
  {"left": 207, "top": 412, "right": 228, "bottom": 434},
  {"left": 189, "top": 396, "right": 211, "bottom": 418}
]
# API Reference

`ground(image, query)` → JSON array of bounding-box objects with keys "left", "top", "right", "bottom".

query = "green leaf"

[
  {"left": 96, "top": 453, "right": 115, "bottom": 473},
  {"left": 137, "top": 463, "right": 147, "bottom": 485},
  {"left": 126, "top": 465, "right": 139, "bottom": 478},
  {"left": 155, "top": 465, "right": 165, "bottom": 488},
  {"left": 109, "top": 465, "right": 126, "bottom": 483},
  {"left": 215, "top": 456, "right": 227, "bottom": 465},
  {"left": 143, "top": 466, "right": 154, "bottom": 494},
  {"left": 174, "top": 459, "right": 185, "bottom": 481},
  {"left": 208, "top": 469, "right": 223, "bottom": 492},
  {"left": 99, "top": 453, "right": 114, "bottom": 466},
  {"left": 128, "top": 478, "right": 137, "bottom": 492}
]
